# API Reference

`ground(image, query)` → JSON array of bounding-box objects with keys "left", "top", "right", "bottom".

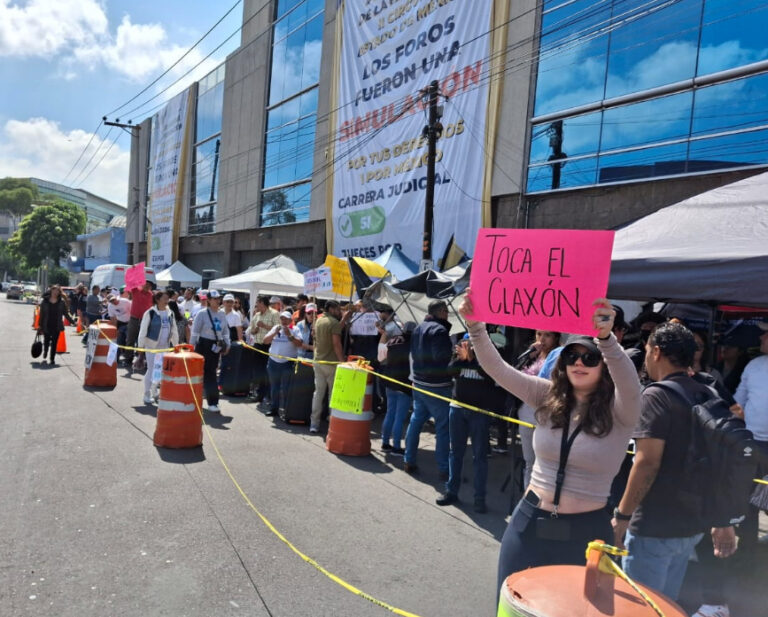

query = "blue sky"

[{"left": 0, "top": 0, "right": 242, "bottom": 204}]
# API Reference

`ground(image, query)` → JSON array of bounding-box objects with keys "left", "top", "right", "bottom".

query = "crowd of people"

[{"left": 36, "top": 281, "right": 767, "bottom": 616}]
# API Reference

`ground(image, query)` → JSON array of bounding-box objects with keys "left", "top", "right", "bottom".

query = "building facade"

[{"left": 125, "top": 0, "right": 768, "bottom": 276}]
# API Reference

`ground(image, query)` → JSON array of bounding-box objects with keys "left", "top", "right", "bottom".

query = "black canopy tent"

[{"left": 608, "top": 171, "right": 768, "bottom": 307}]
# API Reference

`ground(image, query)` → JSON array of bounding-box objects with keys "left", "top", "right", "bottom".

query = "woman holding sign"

[
  {"left": 138, "top": 290, "right": 179, "bottom": 405},
  {"left": 458, "top": 293, "right": 641, "bottom": 600}
]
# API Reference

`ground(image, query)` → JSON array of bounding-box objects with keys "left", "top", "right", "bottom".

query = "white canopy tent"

[
  {"left": 209, "top": 266, "right": 306, "bottom": 299},
  {"left": 155, "top": 261, "right": 202, "bottom": 288},
  {"left": 242, "top": 253, "right": 309, "bottom": 274}
]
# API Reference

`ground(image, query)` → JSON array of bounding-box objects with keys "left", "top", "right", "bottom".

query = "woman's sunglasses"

[{"left": 562, "top": 350, "right": 601, "bottom": 368}]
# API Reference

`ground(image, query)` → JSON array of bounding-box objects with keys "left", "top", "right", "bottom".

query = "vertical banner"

[
  {"left": 148, "top": 87, "right": 193, "bottom": 272},
  {"left": 332, "top": 0, "right": 494, "bottom": 264}
]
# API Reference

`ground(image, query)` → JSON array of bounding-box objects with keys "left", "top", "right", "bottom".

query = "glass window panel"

[
  {"left": 260, "top": 182, "right": 311, "bottom": 227},
  {"left": 688, "top": 129, "right": 768, "bottom": 167},
  {"left": 189, "top": 204, "right": 215, "bottom": 234},
  {"left": 286, "top": 0, "right": 308, "bottom": 33},
  {"left": 529, "top": 111, "right": 602, "bottom": 164},
  {"left": 192, "top": 138, "right": 221, "bottom": 205},
  {"left": 282, "top": 28, "right": 307, "bottom": 101},
  {"left": 692, "top": 73, "right": 768, "bottom": 137},
  {"left": 301, "top": 13, "right": 324, "bottom": 90},
  {"left": 294, "top": 115, "right": 316, "bottom": 179},
  {"left": 299, "top": 87, "right": 318, "bottom": 117},
  {"left": 601, "top": 91, "right": 693, "bottom": 151},
  {"left": 269, "top": 37, "right": 288, "bottom": 105},
  {"left": 604, "top": 0, "right": 701, "bottom": 99},
  {"left": 597, "top": 142, "right": 689, "bottom": 183},
  {"left": 534, "top": 0, "right": 611, "bottom": 116},
  {"left": 306, "top": 0, "right": 324, "bottom": 19},
  {"left": 698, "top": 0, "right": 768, "bottom": 75},
  {"left": 277, "top": 0, "right": 303, "bottom": 20},
  {"left": 196, "top": 80, "right": 224, "bottom": 142},
  {"left": 527, "top": 156, "right": 598, "bottom": 192}
]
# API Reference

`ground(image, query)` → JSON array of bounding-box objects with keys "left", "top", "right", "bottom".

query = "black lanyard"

[{"left": 553, "top": 412, "right": 582, "bottom": 517}]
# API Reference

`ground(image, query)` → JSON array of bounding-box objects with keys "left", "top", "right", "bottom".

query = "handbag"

[{"left": 31, "top": 333, "right": 43, "bottom": 358}]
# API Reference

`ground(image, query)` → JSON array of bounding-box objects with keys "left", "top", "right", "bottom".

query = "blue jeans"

[
  {"left": 622, "top": 531, "right": 704, "bottom": 600},
  {"left": 404, "top": 385, "right": 451, "bottom": 473},
  {"left": 446, "top": 406, "right": 490, "bottom": 500},
  {"left": 382, "top": 389, "right": 411, "bottom": 448},
  {"left": 267, "top": 359, "right": 293, "bottom": 411}
]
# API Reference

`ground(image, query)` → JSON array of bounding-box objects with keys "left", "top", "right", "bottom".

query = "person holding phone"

[
  {"left": 263, "top": 310, "right": 302, "bottom": 416},
  {"left": 189, "top": 290, "right": 230, "bottom": 413},
  {"left": 458, "top": 293, "right": 641, "bottom": 600}
]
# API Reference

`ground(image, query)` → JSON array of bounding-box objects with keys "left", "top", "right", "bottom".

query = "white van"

[{"left": 90, "top": 264, "right": 157, "bottom": 291}]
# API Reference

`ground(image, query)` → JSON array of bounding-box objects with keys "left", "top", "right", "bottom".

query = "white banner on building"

[
  {"left": 148, "top": 88, "right": 192, "bottom": 272},
  {"left": 332, "top": 0, "right": 493, "bottom": 263}
]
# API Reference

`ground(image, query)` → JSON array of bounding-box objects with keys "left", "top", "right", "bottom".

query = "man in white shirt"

[
  {"left": 107, "top": 293, "right": 132, "bottom": 365},
  {"left": 733, "top": 321, "right": 768, "bottom": 556}
]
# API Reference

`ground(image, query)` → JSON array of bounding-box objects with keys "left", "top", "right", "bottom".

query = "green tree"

[
  {"left": 0, "top": 177, "right": 38, "bottom": 217},
  {"left": 261, "top": 190, "right": 296, "bottom": 226},
  {"left": 8, "top": 199, "right": 86, "bottom": 268},
  {"left": 0, "top": 240, "right": 36, "bottom": 280}
]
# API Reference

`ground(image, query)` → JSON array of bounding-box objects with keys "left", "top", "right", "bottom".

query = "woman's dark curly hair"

[{"left": 537, "top": 353, "right": 616, "bottom": 437}]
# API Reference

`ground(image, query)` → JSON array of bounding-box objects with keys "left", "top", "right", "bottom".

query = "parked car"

[{"left": 6, "top": 283, "right": 23, "bottom": 300}]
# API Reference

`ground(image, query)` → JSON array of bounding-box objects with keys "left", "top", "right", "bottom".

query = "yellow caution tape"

[
  {"left": 178, "top": 354, "right": 423, "bottom": 617},
  {"left": 241, "top": 342, "right": 535, "bottom": 428},
  {"left": 586, "top": 541, "right": 666, "bottom": 617}
]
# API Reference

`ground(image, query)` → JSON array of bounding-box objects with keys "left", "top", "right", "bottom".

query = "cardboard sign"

[
  {"left": 84, "top": 326, "right": 99, "bottom": 370},
  {"left": 303, "top": 266, "right": 333, "bottom": 296},
  {"left": 106, "top": 342, "right": 118, "bottom": 367},
  {"left": 469, "top": 229, "right": 615, "bottom": 335},
  {"left": 324, "top": 255, "right": 354, "bottom": 296},
  {"left": 125, "top": 262, "right": 147, "bottom": 291},
  {"left": 152, "top": 352, "right": 165, "bottom": 386},
  {"left": 329, "top": 365, "right": 369, "bottom": 414}
]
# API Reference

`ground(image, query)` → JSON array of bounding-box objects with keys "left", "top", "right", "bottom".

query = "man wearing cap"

[
  {"left": 222, "top": 294, "right": 243, "bottom": 342},
  {"left": 404, "top": 300, "right": 454, "bottom": 477},
  {"left": 311, "top": 300, "right": 346, "bottom": 433},
  {"left": 247, "top": 295, "right": 281, "bottom": 405},
  {"left": 733, "top": 321, "right": 768, "bottom": 557},
  {"left": 189, "top": 289, "right": 230, "bottom": 413},
  {"left": 107, "top": 293, "right": 132, "bottom": 365},
  {"left": 189, "top": 290, "right": 205, "bottom": 320},
  {"left": 263, "top": 310, "right": 302, "bottom": 416}
]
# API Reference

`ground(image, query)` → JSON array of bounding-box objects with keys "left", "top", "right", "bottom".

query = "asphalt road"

[
  {"left": 2, "top": 297, "right": 766, "bottom": 617},
  {"left": 0, "top": 298, "right": 503, "bottom": 617}
]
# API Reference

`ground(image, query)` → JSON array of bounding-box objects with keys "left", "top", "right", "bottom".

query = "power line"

[
  {"left": 75, "top": 131, "right": 123, "bottom": 188},
  {"left": 69, "top": 126, "right": 114, "bottom": 187},
  {"left": 106, "top": 0, "right": 244, "bottom": 117},
  {"left": 60, "top": 119, "right": 104, "bottom": 185}
]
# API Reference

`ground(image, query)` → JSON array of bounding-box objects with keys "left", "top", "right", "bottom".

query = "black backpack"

[{"left": 653, "top": 380, "right": 758, "bottom": 528}]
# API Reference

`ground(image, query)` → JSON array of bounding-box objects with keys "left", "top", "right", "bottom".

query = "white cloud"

[
  {"left": 73, "top": 15, "right": 221, "bottom": 84},
  {"left": 0, "top": 117, "right": 130, "bottom": 206},
  {"left": 0, "top": 0, "right": 222, "bottom": 84},
  {"left": 0, "top": 0, "right": 107, "bottom": 57}
]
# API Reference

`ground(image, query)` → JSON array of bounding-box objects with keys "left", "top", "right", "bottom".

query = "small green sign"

[
  {"left": 330, "top": 365, "right": 369, "bottom": 414},
  {"left": 338, "top": 206, "right": 386, "bottom": 238}
]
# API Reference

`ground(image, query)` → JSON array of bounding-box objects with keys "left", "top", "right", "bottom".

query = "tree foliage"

[
  {"left": 0, "top": 177, "right": 38, "bottom": 217},
  {"left": 8, "top": 199, "right": 86, "bottom": 268},
  {"left": 0, "top": 240, "right": 37, "bottom": 280}
]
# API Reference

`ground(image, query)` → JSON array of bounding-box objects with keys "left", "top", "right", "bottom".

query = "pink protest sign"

[
  {"left": 468, "top": 229, "right": 615, "bottom": 336},
  {"left": 125, "top": 262, "right": 147, "bottom": 291}
]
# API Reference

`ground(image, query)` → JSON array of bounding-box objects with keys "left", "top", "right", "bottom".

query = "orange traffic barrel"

[
  {"left": 83, "top": 323, "right": 118, "bottom": 387},
  {"left": 154, "top": 344, "right": 204, "bottom": 448},
  {"left": 32, "top": 306, "right": 40, "bottom": 329},
  {"left": 56, "top": 331, "right": 67, "bottom": 354},
  {"left": 76, "top": 316, "right": 84, "bottom": 333},
  {"left": 326, "top": 358, "right": 374, "bottom": 456},
  {"left": 497, "top": 540, "right": 686, "bottom": 617}
]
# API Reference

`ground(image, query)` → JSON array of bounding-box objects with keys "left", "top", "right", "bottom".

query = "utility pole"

[
  {"left": 421, "top": 80, "right": 443, "bottom": 272},
  {"left": 548, "top": 120, "right": 566, "bottom": 190},
  {"left": 105, "top": 118, "right": 143, "bottom": 262}
]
